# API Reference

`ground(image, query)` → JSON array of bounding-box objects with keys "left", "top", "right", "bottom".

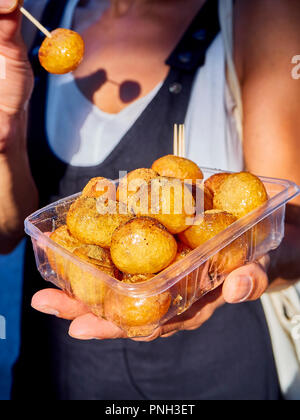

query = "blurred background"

[{"left": 0, "top": 242, "right": 24, "bottom": 400}]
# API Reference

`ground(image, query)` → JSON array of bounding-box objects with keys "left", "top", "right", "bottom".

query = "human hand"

[
  {"left": 31, "top": 258, "right": 269, "bottom": 342},
  {"left": 0, "top": 1, "right": 33, "bottom": 120}
]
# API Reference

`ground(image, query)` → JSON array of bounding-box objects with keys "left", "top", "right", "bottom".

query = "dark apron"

[{"left": 11, "top": 0, "right": 281, "bottom": 400}]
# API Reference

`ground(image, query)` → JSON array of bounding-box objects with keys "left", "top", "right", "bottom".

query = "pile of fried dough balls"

[{"left": 48, "top": 155, "right": 269, "bottom": 336}]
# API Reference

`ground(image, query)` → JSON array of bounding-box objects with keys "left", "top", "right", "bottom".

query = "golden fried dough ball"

[
  {"left": 130, "top": 177, "right": 195, "bottom": 234},
  {"left": 152, "top": 155, "right": 203, "bottom": 185},
  {"left": 110, "top": 217, "right": 178, "bottom": 274},
  {"left": 204, "top": 172, "right": 230, "bottom": 197},
  {"left": 48, "top": 225, "right": 82, "bottom": 279},
  {"left": 67, "top": 196, "right": 134, "bottom": 248},
  {"left": 116, "top": 168, "right": 158, "bottom": 206},
  {"left": 179, "top": 210, "right": 248, "bottom": 275},
  {"left": 104, "top": 288, "right": 171, "bottom": 336},
  {"left": 82, "top": 177, "right": 116, "bottom": 200},
  {"left": 179, "top": 210, "right": 237, "bottom": 249},
  {"left": 122, "top": 273, "right": 154, "bottom": 283},
  {"left": 68, "top": 245, "right": 120, "bottom": 307},
  {"left": 212, "top": 172, "right": 270, "bottom": 247},
  {"left": 39, "top": 29, "right": 85, "bottom": 74},
  {"left": 74, "top": 244, "right": 114, "bottom": 269},
  {"left": 210, "top": 235, "right": 248, "bottom": 276},
  {"left": 213, "top": 172, "right": 268, "bottom": 219},
  {"left": 49, "top": 225, "right": 81, "bottom": 252}
]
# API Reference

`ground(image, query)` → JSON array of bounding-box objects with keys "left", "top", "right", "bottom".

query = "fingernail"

[
  {"left": 69, "top": 334, "right": 99, "bottom": 340},
  {"left": 228, "top": 275, "right": 254, "bottom": 303},
  {"left": 32, "top": 305, "right": 59, "bottom": 317},
  {"left": 0, "top": 0, "right": 17, "bottom": 12}
]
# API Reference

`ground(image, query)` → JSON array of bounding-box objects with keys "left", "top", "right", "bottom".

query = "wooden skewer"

[
  {"left": 19, "top": 6, "right": 52, "bottom": 38},
  {"left": 173, "top": 124, "right": 178, "bottom": 157},
  {"left": 180, "top": 124, "right": 185, "bottom": 158},
  {"left": 173, "top": 123, "right": 186, "bottom": 158}
]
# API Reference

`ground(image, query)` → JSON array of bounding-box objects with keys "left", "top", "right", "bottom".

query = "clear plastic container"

[{"left": 25, "top": 168, "right": 300, "bottom": 337}]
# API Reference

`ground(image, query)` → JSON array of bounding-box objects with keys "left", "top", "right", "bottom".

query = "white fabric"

[
  {"left": 261, "top": 291, "right": 300, "bottom": 400},
  {"left": 41, "top": 0, "right": 243, "bottom": 170},
  {"left": 47, "top": 71, "right": 162, "bottom": 167},
  {"left": 185, "top": 40, "right": 243, "bottom": 172}
]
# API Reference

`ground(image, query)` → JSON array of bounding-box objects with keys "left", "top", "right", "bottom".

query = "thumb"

[
  {"left": 0, "top": 1, "right": 22, "bottom": 44},
  {"left": 222, "top": 262, "right": 269, "bottom": 304},
  {"left": 0, "top": 0, "right": 18, "bottom": 13}
]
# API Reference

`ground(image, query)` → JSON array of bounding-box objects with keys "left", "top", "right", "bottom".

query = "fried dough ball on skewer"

[
  {"left": 67, "top": 196, "right": 134, "bottom": 248},
  {"left": 104, "top": 288, "right": 172, "bottom": 337},
  {"left": 82, "top": 177, "right": 116, "bottom": 200},
  {"left": 110, "top": 217, "right": 178, "bottom": 274},
  {"left": 130, "top": 176, "right": 195, "bottom": 234},
  {"left": 152, "top": 155, "right": 203, "bottom": 185},
  {"left": 39, "top": 29, "right": 85, "bottom": 74},
  {"left": 116, "top": 168, "right": 158, "bottom": 206},
  {"left": 179, "top": 210, "right": 248, "bottom": 275}
]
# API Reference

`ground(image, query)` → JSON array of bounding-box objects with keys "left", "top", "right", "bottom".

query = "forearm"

[
  {"left": 234, "top": 1, "right": 300, "bottom": 289},
  {"left": 0, "top": 110, "right": 38, "bottom": 253},
  {"left": 0, "top": 4, "right": 38, "bottom": 252}
]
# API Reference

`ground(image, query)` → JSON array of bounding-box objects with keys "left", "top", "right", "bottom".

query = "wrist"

[{"left": 0, "top": 108, "right": 27, "bottom": 154}]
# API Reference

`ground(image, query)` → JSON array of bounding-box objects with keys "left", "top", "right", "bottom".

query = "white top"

[{"left": 24, "top": 0, "right": 244, "bottom": 172}]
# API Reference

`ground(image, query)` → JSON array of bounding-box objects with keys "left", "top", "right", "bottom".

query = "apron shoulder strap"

[{"left": 166, "top": 0, "right": 220, "bottom": 71}]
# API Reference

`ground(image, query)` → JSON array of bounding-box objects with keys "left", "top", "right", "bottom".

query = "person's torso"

[{"left": 12, "top": 0, "right": 281, "bottom": 401}]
